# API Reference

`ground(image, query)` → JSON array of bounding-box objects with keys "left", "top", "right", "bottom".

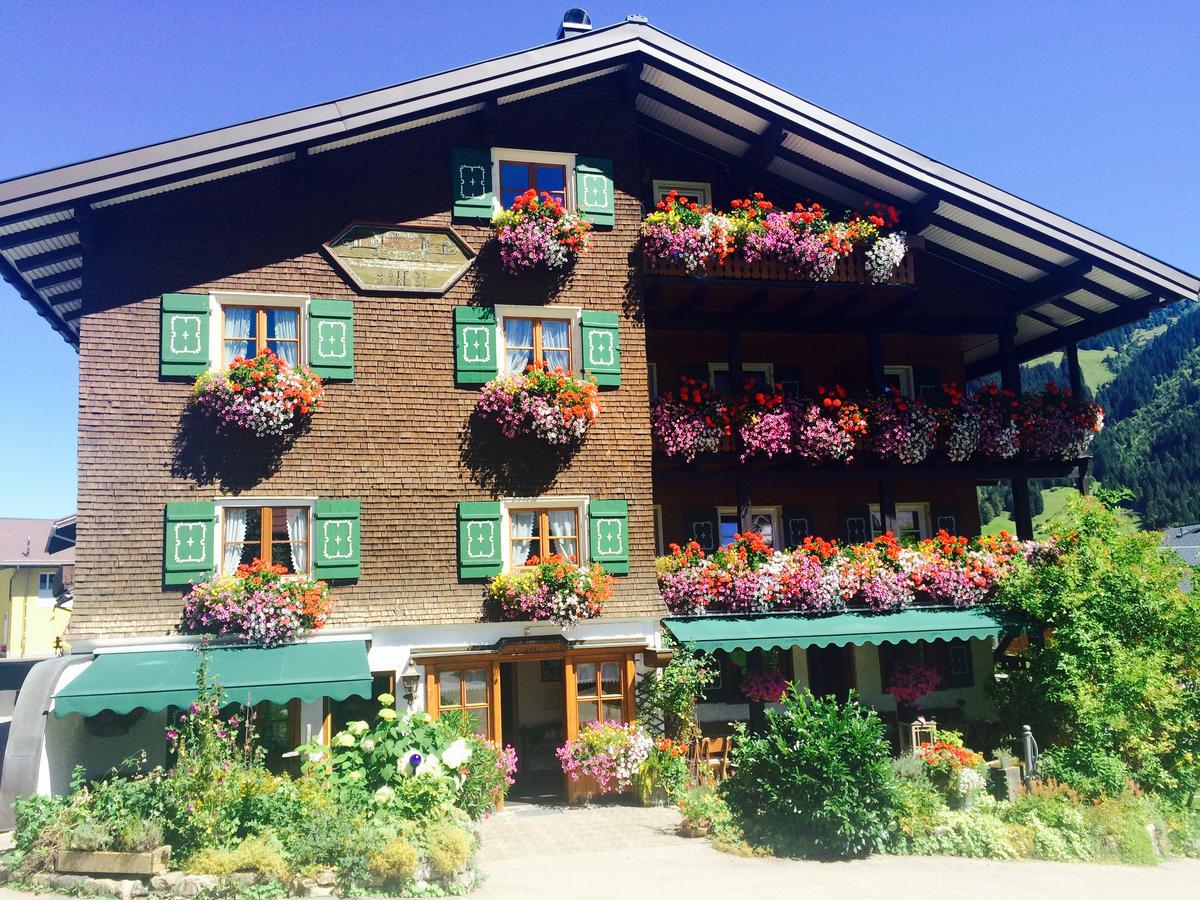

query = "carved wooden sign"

[{"left": 324, "top": 223, "right": 475, "bottom": 294}]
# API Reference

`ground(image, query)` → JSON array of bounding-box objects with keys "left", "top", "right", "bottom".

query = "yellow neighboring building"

[{"left": 0, "top": 517, "right": 75, "bottom": 658}]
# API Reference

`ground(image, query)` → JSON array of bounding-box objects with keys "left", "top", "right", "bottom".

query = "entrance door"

[
  {"left": 807, "top": 644, "right": 855, "bottom": 702},
  {"left": 500, "top": 660, "right": 567, "bottom": 802}
]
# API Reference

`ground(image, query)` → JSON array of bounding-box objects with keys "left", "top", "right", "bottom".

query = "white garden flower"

[
  {"left": 378, "top": 707, "right": 398, "bottom": 721},
  {"left": 373, "top": 786, "right": 395, "bottom": 805},
  {"left": 442, "top": 738, "right": 472, "bottom": 768},
  {"left": 346, "top": 720, "right": 370, "bottom": 736},
  {"left": 415, "top": 753, "right": 442, "bottom": 777},
  {"left": 360, "top": 737, "right": 376, "bottom": 753},
  {"left": 307, "top": 750, "right": 326, "bottom": 764},
  {"left": 333, "top": 731, "right": 355, "bottom": 747}
]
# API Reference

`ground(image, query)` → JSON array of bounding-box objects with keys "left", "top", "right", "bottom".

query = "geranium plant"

[
  {"left": 1019, "top": 382, "right": 1104, "bottom": 460},
  {"left": 492, "top": 188, "right": 591, "bottom": 273},
  {"left": 476, "top": 363, "right": 601, "bottom": 445},
  {"left": 191, "top": 349, "right": 324, "bottom": 437},
  {"left": 556, "top": 721, "right": 654, "bottom": 794},
  {"left": 485, "top": 555, "right": 613, "bottom": 626},
  {"left": 180, "top": 558, "right": 332, "bottom": 647},
  {"left": 870, "top": 390, "right": 938, "bottom": 465},
  {"left": 640, "top": 190, "right": 733, "bottom": 273},
  {"left": 649, "top": 375, "right": 727, "bottom": 462}
]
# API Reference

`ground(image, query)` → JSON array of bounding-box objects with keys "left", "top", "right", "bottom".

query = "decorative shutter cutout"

[
  {"left": 684, "top": 508, "right": 721, "bottom": 553},
  {"left": 575, "top": 156, "right": 614, "bottom": 227},
  {"left": 313, "top": 499, "right": 361, "bottom": 581},
  {"left": 840, "top": 505, "right": 870, "bottom": 544},
  {"left": 454, "top": 306, "right": 499, "bottom": 385},
  {"left": 931, "top": 503, "right": 961, "bottom": 536},
  {"left": 588, "top": 499, "right": 629, "bottom": 575},
  {"left": 452, "top": 147, "right": 493, "bottom": 219},
  {"left": 160, "top": 293, "right": 210, "bottom": 378},
  {"left": 781, "top": 505, "right": 814, "bottom": 549},
  {"left": 580, "top": 310, "right": 620, "bottom": 387},
  {"left": 163, "top": 501, "right": 215, "bottom": 586},
  {"left": 458, "top": 502, "right": 503, "bottom": 580},
  {"left": 308, "top": 299, "right": 354, "bottom": 380}
]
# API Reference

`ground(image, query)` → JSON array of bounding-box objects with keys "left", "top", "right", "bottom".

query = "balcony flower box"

[
  {"left": 180, "top": 559, "right": 333, "bottom": 647},
  {"left": 486, "top": 555, "right": 613, "bottom": 626},
  {"left": 191, "top": 350, "right": 323, "bottom": 437},
  {"left": 492, "top": 188, "right": 591, "bottom": 274},
  {"left": 54, "top": 846, "right": 171, "bottom": 877},
  {"left": 641, "top": 192, "right": 912, "bottom": 284},
  {"left": 476, "top": 364, "right": 601, "bottom": 445}
]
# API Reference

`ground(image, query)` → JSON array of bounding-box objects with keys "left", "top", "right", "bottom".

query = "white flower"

[
  {"left": 373, "top": 786, "right": 395, "bottom": 805},
  {"left": 378, "top": 708, "right": 398, "bottom": 721},
  {"left": 346, "top": 720, "right": 370, "bottom": 736},
  {"left": 442, "top": 738, "right": 472, "bottom": 768},
  {"left": 957, "top": 768, "right": 987, "bottom": 797},
  {"left": 415, "top": 753, "right": 442, "bottom": 777},
  {"left": 333, "top": 731, "right": 355, "bottom": 748},
  {"left": 360, "top": 737, "right": 376, "bottom": 753},
  {"left": 307, "top": 750, "right": 326, "bottom": 764}
]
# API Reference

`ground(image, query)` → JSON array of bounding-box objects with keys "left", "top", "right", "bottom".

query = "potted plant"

[
  {"left": 191, "top": 349, "right": 324, "bottom": 437},
  {"left": 492, "top": 188, "right": 592, "bottom": 274},
  {"left": 556, "top": 721, "right": 653, "bottom": 801},
  {"left": 475, "top": 363, "right": 600, "bottom": 445},
  {"left": 485, "top": 555, "right": 613, "bottom": 626}
]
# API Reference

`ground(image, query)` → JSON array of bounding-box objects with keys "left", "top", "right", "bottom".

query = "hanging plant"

[
  {"left": 475, "top": 363, "right": 600, "bottom": 445},
  {"left": 191, "top": 349, "right": 324, "bottom": 437},
  {"left": 740, "top": 669, "right": 790, "bottom": 703},
  {"left": 649, "top": 375, "right": 727, "bottom": 462},
  {"left": 492, "top": 188, "right": 592, "bottom": 273}
]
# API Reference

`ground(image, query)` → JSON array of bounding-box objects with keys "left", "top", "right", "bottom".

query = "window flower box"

[
  {"left": 475, "top": 364, "right": 601, "bottom": 445},
  {"left": 641, "top": 192, "right": 913, "bottom": 285},
  {"left": 492, "top": 188, "right": 592, "bottom": 274},
  {"left": 657, "top": 530, "right": 1056, "bottom": 617},
  {"left": 191, "top": 349, "right": 324, "bottom": 437},
  {"left": 180, "top": 559, "right": 333, "bottom": 646},
  {"left": 485, "top": 555, "right": 613, "bottom": 626}
]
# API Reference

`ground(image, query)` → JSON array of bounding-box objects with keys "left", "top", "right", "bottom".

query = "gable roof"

[
  {"left": 0, "top": 517, "right": 76, "bottom": 566},
  {"left": 2, "top": 16, "right": 1196, "bottom": 367}
]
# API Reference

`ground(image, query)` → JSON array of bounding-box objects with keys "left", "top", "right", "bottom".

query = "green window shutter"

[
  {"left": 575, "top": 156, "right": 615, "bottom": 227},
  {"left": 588, "top": 499, "right": 629, "bottom": 575},
  {"left": 163, "top": 501, "right": 215, "bottom": 587},
  {"left": 915, "top": 365, "right": 941, "bottom": 400},
  {"left": 160, "top": 293, "right": 210, "bottom": 378},
  {"left": 452, "top": 147, "right": 493, "bottom": 219},
  {"left": 313, "top": 499, "right": 361, "bottom": 581},
  {"left": 458, "top": 502, "right": 503, "bottom": 580},
  {"left": 781, "top": 505, "right": 814, "bottom": 549},
  {"left": 454, "top": 306, "right": 499, "bottom": 385},
  {"left": 308, "top": 299, "right": 354, "bottom": 381},
  {"left": 841, "top": 505, "right": 870, "bottom": 544},
  {"left": 775, "top": 364, "right": 804, "bottom": 399},
  {"left": 580, "top": 310, "right": 621, "bottom": 387},
  {"left": 684, "top": 508, "right": 720, "bottom": 553},
  {"left": 931, "top": 503, "right": 961, "bottom": 536}
]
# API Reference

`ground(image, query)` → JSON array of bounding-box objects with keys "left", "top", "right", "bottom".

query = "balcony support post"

[
  {"left": 1065, "top": 341, "right": 1083, "bottom": 399},
  {"left": 1012, "top": 472, "right": 1034, "bottom": 541},
  {"left": 867, "top": 327, "right": 885, "bottom": 394},
  {"left": 999, "top": 317, "right": 1034, "bottom": 540},
  {"left": 878, "top": 478, "right": 898, "bottom": 537}
]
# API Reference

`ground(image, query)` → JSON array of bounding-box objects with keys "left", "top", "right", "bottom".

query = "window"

[
  {"left": 503, "top": 316, "right": 573, "bottom": 375},
  {"left": 37, "top": 573, "right": 55, "bottom": 599},
  {"left": 648, "top": 362, "right": 659, "bottom": 398},
  {"left": 709, "top": 363, "right": 773, "bottom": 395},
  {"left": 492, "top": 149, "right": 575, "bottom": 212},
  {"left": 718, "top": 507, "right": 779, "bottom": 547},
  {"left": 219, "top": 503, "right": 311, "bottom": 576},
  {"left": 434, "top": 668, "right": 493, "bottom": 738},
  {"left": 222, "top": 305, "right": 301, "bottom": 367},
  {"left": 254, "top": 699, "right": 301, "bottom": 776},
  {"left": 575, "top": 659, "right": 625, "bottom": 725},
  {"left": 884, "top": 365, "right": 915, "bottom": 399},
  {"left": 879, "top": 640, "right": 975, "bottom": 692},
  {"left": 652, "top": 179, "right": 711, "bottom": 208},
  {"left": 870, "top": 504, "right": 926, "bottom": 542},
  {"left": 508, "top": 507, "right": 580, "bottom": 566},
  {"left": 327, "top": 673, "right": 396, "bottom": 737},
  {"left": 701, "top": 649, "right": 793, "bottom": 704}
]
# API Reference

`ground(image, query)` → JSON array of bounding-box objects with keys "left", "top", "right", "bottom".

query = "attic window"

[{"left": 492, "top": 149, "right": 574, "bottom": 211}]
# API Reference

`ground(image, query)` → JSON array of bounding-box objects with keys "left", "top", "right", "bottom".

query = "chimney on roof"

[{"left": 557, "top": 8, "right": 592, "bottom": 39}]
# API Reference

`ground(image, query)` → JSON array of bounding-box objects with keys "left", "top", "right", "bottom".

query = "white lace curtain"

[
  {"left": 269, "top": 311, "right": 299, "bottom": 366},
  {"left": 548, "top": 510, "right": 577, "bottom": 560},
  {"left": 223, "top": 508, "right": 248, "bottom": 574},
  {"left": 286, "top": 507, "right": 308, "bottom": 575},
  {"left": 223, "top": 308, "right": 254, "bottom": 366},
  {"left": 510, "top": 511, "right": 536, "bottom": 565},
  {"left": 504, "top": 319, "right": 534, "bottom": 375}
]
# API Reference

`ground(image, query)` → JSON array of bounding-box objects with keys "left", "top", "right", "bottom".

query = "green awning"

[
  {"left": 53, "top": 640, "right": 372, "bottom": 718},
  {"left": 663, "top": 607, "right": 1006, "bottom": 654}
]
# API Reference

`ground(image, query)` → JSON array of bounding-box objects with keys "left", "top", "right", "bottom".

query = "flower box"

[
  {"left": 645, "top": 245, "right": 916, "bottom": 285},
  {"left": 486, "top": 556, "right": 612, "bottom": 626},
  {"left": 475, "top": 365, "right": 601, "bottom": 445},
  {"left": 492, "top": 189, "right": 591, "bottom": 274},
  {"left": 191, "top": 350, "right": 323, "bottom": 437},
  {"left": 54, "top": 846, "right": 171, "bottom": 877}
]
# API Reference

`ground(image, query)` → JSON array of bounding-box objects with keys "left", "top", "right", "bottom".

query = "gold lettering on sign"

[{"left": 324, "top": 224, "right": 476, "bottom": 295}]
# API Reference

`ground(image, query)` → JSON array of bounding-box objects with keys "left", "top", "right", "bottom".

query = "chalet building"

[{"left": 0, "top": 12, "right": 1196, "bottom": 807}]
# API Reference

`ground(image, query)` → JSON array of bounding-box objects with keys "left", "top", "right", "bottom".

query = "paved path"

[{"left": 476, "top": 802, "right": 1200, "bottom": 900}]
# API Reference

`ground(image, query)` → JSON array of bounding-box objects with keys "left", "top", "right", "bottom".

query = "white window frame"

[
  {"left": 708, "top": 362, "right": 774, "bottom": 394},
  {"left": 214, "top": 497, "right": 316, "bottom": 578},
  {"left": 884, "top": 365, "right": 915, "bottom": 399},
  {"left": 868, "top": 503, "right": 929, "bottom": 541},
  {"left": 494, "top": 304, "right": 583, "bottom": 377},
  {"left": 500, "top": 496, "right": 589, "bottom": 572},
  {"left": 652, "top": 179, "right": 712, "bottom": 208},
  {"left": 717, "top": 506, "right": 782, "bottom": 548},
  {"left": 37, "top": 572, "right": 55, "bottom": 601},
  {"left": 491, "top": 148, "right": 576, "bottom": 216},
  {"left": 208, "top": 291, "right": 309, "bottom": 373}
]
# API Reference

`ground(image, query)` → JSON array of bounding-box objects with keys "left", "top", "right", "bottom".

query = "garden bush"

[
  {"left": 186, "top": 834, "right": 291, "bottom": 881},
  {"left": 366, "top": 836, "right": 420, "bottom": 890},
  {"left": 720, "top": 689, "right": 897, "bottom": 858},
  {"left": 424, "top": 819, "right": 475, "bottom": 881},
  {"left": 635, "top": 638, "right": 716, "bottom": 742}
]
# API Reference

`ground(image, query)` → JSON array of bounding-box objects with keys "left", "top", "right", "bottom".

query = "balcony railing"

[{"left": 644, "top": 245, "right": 917, "bottom": 286}]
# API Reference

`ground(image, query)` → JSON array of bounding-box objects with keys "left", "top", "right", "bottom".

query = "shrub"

[
  {"left": 12, "top": 795, "right": 66, "bottom": 855},
  {"left": 633, "top": 738, "right": 690, "bottom": 804},
  {"left": 366, "top": 836, "right": 420, "bottom": 889},
  {"left": 423, "top": 820, "right": 474, "bottom": 881},
  {"left": 889, "top": 773, "right": 947, "bottom": 847},
  {"left": 678, "top": 787, "right": 731, "bottom": 833},
  {"left": 636, "top": 639, "right": 716, "bottom": 742},
  {"left": 1084, "top": 791, "right": 1165, "bottom": 865},
  {"left": 720, "top": 690, "right": 897, "bottom": 858},
  {"left": 909, "top": 806, "right": 1023, "bottom": 859},
  {"left": 1000, "top": 783, "right": 1092, "bottom": 861},
  {"left": 117, "top": 819, "right": 164, "bottom": 852},
  {"left": 1039, "top": 745, "right": 1133, "bottom": 800},
  {"left": 186, "top": 834, "right": 290, "bottom": 881}
]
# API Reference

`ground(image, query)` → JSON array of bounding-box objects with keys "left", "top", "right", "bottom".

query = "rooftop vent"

[{"left": 557, "top": 8, "right": 592, "bottom": 39}]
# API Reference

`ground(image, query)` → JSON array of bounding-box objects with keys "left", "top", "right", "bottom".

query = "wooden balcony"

[{"left": 643, "top": 243, "right": 918, "bottom": 287}]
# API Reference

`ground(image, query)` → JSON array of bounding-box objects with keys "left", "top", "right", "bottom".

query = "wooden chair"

[{"left": 691, "top": 735, "right": 734, "bottom": 782}]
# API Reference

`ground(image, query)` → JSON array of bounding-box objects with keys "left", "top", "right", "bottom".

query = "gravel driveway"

[{"left": 475, "top": 802, "right": 1200, "bottom": 900}]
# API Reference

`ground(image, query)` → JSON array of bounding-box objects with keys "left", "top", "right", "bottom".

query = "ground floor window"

[
  {"left": 718, "top": 507, "right": 778, "bottom": 547},
  {"left": 870, "top": 504, "right": 926, "bottom": 542},
  {"left": 879, "top": 639, "right": 976, "bottom": 692},
  {"left": 428, "top": 665, "right": 496, "bottom": 738},
  {"left": 574, "top": 659, "right": 625, "bottom": 726},
  {"left": 701, "top": 648, "right": 794, "bottom": 704},
  {"left": 254, "top": 699, "right": 301, "bottom": 776}
]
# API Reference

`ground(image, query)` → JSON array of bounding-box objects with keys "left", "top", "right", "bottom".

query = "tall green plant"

[
  {"left": 992, "top": 495, "right": 1200, "bottom": 799},
  {"left": 636, "top": 639, "right": 716, "bottom": 742}
]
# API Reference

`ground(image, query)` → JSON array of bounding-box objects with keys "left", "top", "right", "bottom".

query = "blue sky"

[{"left": 1, "top": 0, "right": 1197, "bottom": 517}]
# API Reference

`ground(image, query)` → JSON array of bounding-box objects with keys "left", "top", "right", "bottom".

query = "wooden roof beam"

[
  {"left": 14, "top": 245, "right": 82, "bottom": 274},
  {"left": 0, "top": 218, "right": 77, "bottom": 252},
  {"left": 1010, "top": 260, "right": 1091, "bottom": 312}
]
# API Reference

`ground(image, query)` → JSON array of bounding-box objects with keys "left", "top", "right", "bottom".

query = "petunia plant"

[
  {"left": 486, "top": 554, "right": 613, "bottom": 626},
  {"left": 475, "top": 362, "right": 601, "bottom": 445},
  {"left": 492, "top": 188, "right": 592, "bottom": 273},
  {"left": 191, "top": 349, "right": 324, "bottom": 437}
]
